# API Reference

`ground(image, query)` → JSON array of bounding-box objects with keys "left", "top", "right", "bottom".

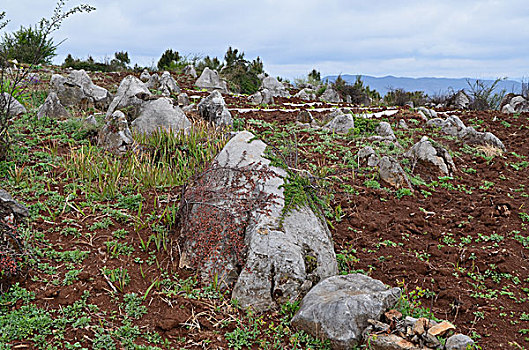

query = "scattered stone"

[
  {"left": 84, "top": 115, "right": 98, "bottom": 126},
  {"left": 375, "top": 122, "right": 397, "bottom": 141},
  {"left": 385, "top": 309, "right": 403, "bottom": 322},
  {"left": 50, "top": 70, "right": 112, "bottom": 110},
  {"left": 417, "top": 107, "right": 437, "bottom": 119},
  {"left": 417, "top": 111, "right": 429, "bottom": 121},
  {"left": 427, "top": 320, "right": 455, "bottom": 337},
  {"left": 445, "top": 334, "right": 475, "bottom": 350},
  {"left": 324, "top": 112, "right": 354, "bottom": 133},
  {"left": 292, "top": 274, "right": 400, "bottom": 349},
  {"left": 106, "top": 75, "right": 151, "bottom": 118},
  {"left": 367, "top": 319, "right": 391, "bottom": 333},
  {"left": 139, "top": 69, "right": 151, "bottom": 82},
  {"left": 98, "top": 110, "right": 133, "bottom": 153},
  {"left": 197, "top": 90, "right": 233, "bottom": 127},
  {"left": 294, "top": 88, "right": 316, "bottom": 101},
  {"left": 412, "top": 317, "right": 428, "bottom": 335},
  {"left": 183, "top": 65, "right": 197, "bottom": 78},
  {"left": 378, "top": 156, "right": 411, "bottom": 189},
  {"left": 260, "top": 76, "right": 290, "bottom": 98},
  {"left": 159, "top": 71, "right": 180, "bottom": 96},
  {"left": 37, "top": 92, "right": 70, "bottom": 120},
  {"left": 131, "top": 97, "right": 191, "bottom": 135},
  {"left": 501, "top": 95, "right": 529, "bottom": 113},
  {"left": 405, "top": 136, "right": 456, "bottom": 175},
  {"left": 249, "top": 88, "right": 274, "bottom": 105},
  {"left": 366, "top": 334, "right": 421, "bottom": 350},
  {"left": 452, "top": 90, "right": 470, "bottom": 109},
  {"left": 358, "top": 146, "right": 379, "bottom": 167},
  {"left": 320, "top": 86, "right": 342, "bottom": 103},
  {"left": 1, "top": 92, "right": 27, "bottom": 116},
  {"left": 398, "top": 119, "right": 409, "bottom": 130},
  {"left": 296, "top": 110, "right": 314, "bottom": 124},
  {"left": 146, "top": 73, "right": 160, "bottom": 90},
  {"left": 195, "top": 67, "right": 229, "bottom": 93},
  {"left": 177, "top": 93, "right": 190, "bottom": 107}
]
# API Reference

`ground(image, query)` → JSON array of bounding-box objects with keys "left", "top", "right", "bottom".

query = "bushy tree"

[
  {"left": 466, "top": 78, "right": 506, "bottom": 111},
  {"left": 156, "top": 49, "right": 189, "bottom": 71},
  {"left": 1, "top": 25, "right": 58, "bottom": 65},
  {"left": 308, "top": 69, "right": 321, "bottom": 82},
  {"left": 384, "top": 88, "right": 427, "bottom": 107},
  {"left": 333, "top": 75, "right": 380, "bottom": 105}
]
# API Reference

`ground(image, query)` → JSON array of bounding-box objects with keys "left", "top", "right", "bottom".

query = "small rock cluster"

[{"left": 364, "top": 311, "right": 475, "bottom": 350}]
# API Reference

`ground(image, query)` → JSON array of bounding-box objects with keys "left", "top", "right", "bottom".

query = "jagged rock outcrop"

[
  {"left": 195, "top": 67, "right": 229, "bottom": 93},
  {"left": 0, "top": 188, "right": 28, "bottom": 222},
  {"left": 248, "top": 88, "right": 274, "bottom": 105},
  {"left": 292, "top": 274, "right": 400, "bottom": 349},
  {"left": 159, "top": 71, "right": 180, "bottom": 96},
  {"left": 260, "top": 76, "right": 290, "bottom": 98},
  {"left": 139, "top": 69, "right": 151, "bottom": 82},
  {"left": 294, "top": 88, "right": 317, "bottom": 101},
  {"left": 405, "top": 136, "right": 456, "bottom": 175},
  {"left": 131, "top": 97, "right": 191, "bottom": 135},
  {"left": 106, "top": 75, "right": 151, "bottom": 118},
  {"left": 1, "top": 93, "right": 27, "bottom": 116},
  {"left": 320, "top": 86, "right": 342, "bottom": 103},
  {"left": 180, "top": 131, "right": 338, "bottom": 312},
  {"left": 378, "top": 156, "right": 411, "bottom": 189},
  {"left": 37, "top": 92, "right": 70, "bottom": 120},
  {"left": 183, "top": 65, "right": 197, "bottom": 78},
  {"left": 197, "top": 90, "right": 233, "bottom": 127},
  {"left": 98, "top": 111, "right": 133, "bottom": 153},
  {"left": 358, "top": 146, "right": 379, "bottom": 167},
  {"left": 501, "top": 95, "right": 529, "bottom": 113},
  {"left": 50, "top": 70, "right": 111, "bottom": 110},
  {"left": 324, "top": 111, "right": 354, "bottom": 133}
]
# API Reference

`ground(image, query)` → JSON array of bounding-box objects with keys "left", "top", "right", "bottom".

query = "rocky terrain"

[{"left": 0, "top": 66, "right": 528, "bottom": 349}]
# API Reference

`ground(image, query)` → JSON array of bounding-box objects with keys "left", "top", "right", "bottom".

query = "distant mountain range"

[{"left": 323, "top": 75, "right": 523, "bottom": 97}]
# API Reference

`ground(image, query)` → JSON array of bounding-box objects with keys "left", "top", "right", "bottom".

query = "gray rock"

[
  {"left": 324, "top": 113, "right": 354, "bottom": 133},
  {"left": 195, "top": 67, "right": 229, "bottom": 93},
  {"left": 445, "top": 334, "right": 475, "bottom": 350},
  {"left": 146, "top": 73, "right": 160, "bottom": 90},
  {"left": 378, "top": 156, "right": 411, "bottom": 189},
  {"left": 426, "top": 115, "right": 466, "bottom": 136},
  {"left": 296, "top": 110, "right": 314, "bottom": 124},
  {"left": 249, "top": 88, "right": 274, "bottom": 105},
  {"left": 510, "top": 95, "right": 529, "bottom": 112},
  {"left": 405, "top": 136, "right": 456, "bottom": 175},
  {"left": 106, "top": 75, "right": 150, "bottom": 118},
  {"left": 37, "top": 92, "right": 70, "bottom": 120},
  {"left": 398, "top": 119, "right": 409, "bottom": 130},
  {"left": 260, "top": 76, "right": 290, "bottom": 98},
  {"left": 460, "top": 126, "right": 506, "bottom": 151},
  {"left": 177, "top": 93, "right": 190, "bottom": 107},
  {"left": 50, "top": 70, "right": 111, "bottom": 110},
  {"left": 365, "top": 334, "right": 421, "bottom": 350},
  {"left": 84, "top": 115, "right": 98, "bottom": 126},
  {"left": 139, "top": 69, "right": 151, "bottom": 82},
  {"left": 294, "top": 88, "right": 316, "bottom": 101},
  {"left": 1, "top": 92, "right": 27, "bottom": 116},
  {"left": 183, "top": 65, "right": 197, "bottom": 78},
  {"left": 502, "top": 103, "right": 516, "bottom": 114},
  {"left": 159, "top": 71, "right": 180, "bottom": 96},
  {"left": 453, "top": 90, "right": 470, "bottom": 109},
  {"left": 0, "top": 188, "right": 28, "bottom": 221},
  {"left": 376, "top": 122, "right": 396, "bottom": 141},
  {"left": 292, "top": 274, "right": 400, "bottom": 349},
  {"left": 98, "top": 111, "right": 133, "bottom": 153},
  {"left": 132, "top": 97, "right": 191, "bottom": 135},
  {"left": 358, "top": 146, "right": 379, "bottom": 167},
  {"left": 197, "top": 90, "right": 233, "bottom": 127},
  {"left": 417, "top": 107, "right": 437, "bottom": 119},
  {"left": 320, "top": 86, "right": 342, "bottom": 103},
  {"left": 181, "top": 131, "right": 337, "bottom": 312}
]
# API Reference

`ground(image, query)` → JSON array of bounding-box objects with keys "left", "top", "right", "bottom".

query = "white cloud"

[{"left": 2, "top": 0, "right": 528, "bottom": 79}]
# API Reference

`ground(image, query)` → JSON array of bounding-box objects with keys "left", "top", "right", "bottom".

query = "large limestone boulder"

[
  {"left": 292, "top": 274, "right": 401, "bottom": 349},
  {"left": 375, "top": 122, "right": 397, "bottom": 141},
  {"left": 320, "top": 86, "right": 342, "bottom": 103},
  {"left": 195, "top": 67, "right": 229, "bottom": 93},
  {"left": 324, "top": 112, "right": 355, "bottom": 133},
  {"left": 146, "top": 73, "right": 160, "bottom": 90},
  {"left": 180, "top": 131, "right": 338, "bottom": 312},
  {"left": 37, "top": 92, "right": 70, "bottom": 120},
  {"left": 106, "top": 75, "right": 151, "bottom": 118},
  {"left": 197, "top": 90, "right": 233, "bottom": 127},
  {"left": 50, "top": 70, "right": 111, "bottom": 110},
  {"left": 261, "top": 76, "right": 290, "bottom": 98},
  {"left": 405, "top": 136, "right": 456, "bottom": 175},
  {"left": 378, "top": 156, "right": 411, "bottom": 189},
  {"left": 1, "top": 93, "right": 27, "bottom": 116},
  {"left": 98, "top": 111, "right": 133, "bottom": 153},
  {"left": 159, "top": 71, "right": 180, "bottom": 96},
  {"left": 131, "top": 97, "right": 191, "bottom": 135},
  {"left": 139, "top": 69, "right": 151, "bottom": 82}
]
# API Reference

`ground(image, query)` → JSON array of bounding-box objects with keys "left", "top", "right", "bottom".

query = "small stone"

[
  {"left": 385, "top": 309, "right": 403, "bottom": 322},
  {"left": 367, "top": 334, "right": 421, "bottom": 350},
  {"left": 368, "top": 319, "right": 391, "bottom": 333},
  {"left": 412, "top": 317, "right": 428, "bottom": 335},
  {"left": 427, "top": 320, "right": 455, "bottom": 336},
  {"left": 445, "top": 334, "right": 475, "bottom": 350}
]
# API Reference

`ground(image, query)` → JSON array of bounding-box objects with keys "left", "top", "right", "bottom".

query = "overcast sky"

[{"left": 2, "top": 0, "right": 528, "bottom": 80}]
